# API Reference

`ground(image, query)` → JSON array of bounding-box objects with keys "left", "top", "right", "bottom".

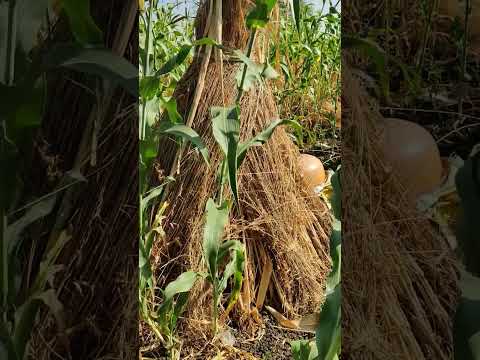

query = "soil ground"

[{"left": 234, "top": 312, "right": 314, "bottom": 359}]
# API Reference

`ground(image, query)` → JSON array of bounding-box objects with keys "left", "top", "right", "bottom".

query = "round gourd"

[
  {"left": 298, "top": 154, "right": 326, "bottom": 192},
  {"left": 379, "top": 118, "right": 443, "bottom": 199}
]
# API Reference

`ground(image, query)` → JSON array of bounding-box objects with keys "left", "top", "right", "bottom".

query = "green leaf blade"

[
  {"left": 202, "top": 199, "right": 230, "bottom": 279},
  {"left": 160, "top": 124, "right": 210, "bottom": 166},
  {"left": 246, "top": 0, "right": 278, "bottom": 29},
  {"left": 60, "top": 0, "right": 104, "bottom": 45},
  {"left": 211, "top": 106, "right": 241, "bottom": 203},
  {"left": 44, "top": 45, "right": 138, "bottom": 97}
]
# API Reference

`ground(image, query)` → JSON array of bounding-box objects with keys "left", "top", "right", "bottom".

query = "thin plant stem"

[
  {"left": 458, "top": 0, "right": 471, "bottom": 118},
  {"left": 236, "top": 29, "right": 257, "bottom": 104},
  {"left": 141, "top": 0, "right": 156, "bottom": 140},
  {"left": 212, "top": 286, "right": 219, "bottom": 334},
  {"left": 5, "top": 0, "right": 17, "bottom": 85}
]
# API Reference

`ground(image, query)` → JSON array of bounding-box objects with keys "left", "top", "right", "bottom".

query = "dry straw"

[
  {"left": 342, "top": 65, "right": 459, "bottom": 359},
  {"left": 150, "top": 0, "right": 332, "bottom": 348}
]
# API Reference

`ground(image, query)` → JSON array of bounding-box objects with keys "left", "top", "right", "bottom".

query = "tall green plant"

[
  {"left": 201, "top": 0, "right": 310, "bottom": 336},
  {"left": 202, "top": 199, "right": 245, "bottom": 334},
  {"left": 271, "top": 2, "right": 340, "bottom": 122},
  {"left": 138, "top": 3, "right": 212, "bottom": 357}
]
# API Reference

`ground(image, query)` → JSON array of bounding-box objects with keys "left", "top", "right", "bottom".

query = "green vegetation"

[{"left": 139, "top": 0, "right": 341, "bottom": 359}]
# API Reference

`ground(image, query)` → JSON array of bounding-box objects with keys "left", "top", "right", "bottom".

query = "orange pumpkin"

[{"left": 298, "top": 154, "right": 326, "bottom": 192}]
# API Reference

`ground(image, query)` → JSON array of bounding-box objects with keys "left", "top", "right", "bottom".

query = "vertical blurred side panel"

[
  {"left": 342, "top": 0, "right": 462, "bottom": 359},
  {"left": 25, "top": 1, "right": 139, "bottom": 358}
]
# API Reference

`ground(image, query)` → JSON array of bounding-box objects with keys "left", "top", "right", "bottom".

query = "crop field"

[{"left": 139, "top": 0, "right": 341, "bottom": 359}]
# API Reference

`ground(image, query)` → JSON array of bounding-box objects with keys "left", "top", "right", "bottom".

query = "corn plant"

[
  {"left": 270, "top": 2, "right": 340, "bottom": 128},
  {"left": 198, "top": 0, "right": 304, "bottom": 335},
  {"left": 202, "top": 199, "right": 244, "bottom": 334},
  {"left": 139, "top": 198, "right": 199, "bottom": 358},
  {"left": 138, "top": 2, "right": 211, "bottom": 357}
]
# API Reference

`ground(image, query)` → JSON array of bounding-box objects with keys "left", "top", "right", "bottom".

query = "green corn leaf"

[
  {"left": 343, "top": 35, "right": 419, "bottom": 100},
  {"left": 144, "top": 37, "right": 217, "bottom": 83},
  {"left": 5, "top": 195, "right": 56, "bottom": 255},
  {"left": 234, "top": 50, "right": 278, "bottom": 92},
  {"left": 163, "top": 271, "right": 198, "bottom": 302},
  {"left": 234, "top": 50, "right": 264, "bottom": 92},
  {"left": 193, "top": 37, "right": 220, "bottom": 47},
  {"left": 203, "top": 199, "right": 230, "bottom": 279},
  {"left": 6, "top": 170, "right": 86, "bottom": 254},
  {"left": 262, "top": 63, "right": 279, "bottom": 81},
  {"left": 59, "top": 0, "right": 103, "bottom": 45},
  {"left": 139, "top": 236, "right": 149, "bottom": 269},
  {"left": 158, "top": 271, "right": 198, "bottom": 333},
  {"left": 330, "top": 168, "right": 342, "bottom": 221},
  {"left": 454, "top": 299, "right": 480, "bottom": 360},
  {"left": 225, "top": 246, "right": 245, "bottom": 313},
  {"left": 139, "top": 235, "right": 154, "bottom": 290},
  {"left": 211, "top": 106, "right": 240, "bottom": 203},
  {"left": 291, "top": 340, "right": 310, "bottom": 360},
  {"left": 160, "top": 97, "right": 182, "bottom": 125},
  {"left": 237, "top": 119, "right": 301, "bottom": 166},
  {"left": 140, "top": 180, "right": 173, "bottom": 213},
  {"left": 326, "top": 219, "right": 341, "bottom": 292},
  {"left": 217, "top": 240, "right": 243, "bottom": 264},
  {"left": 171, "top": 291, "right": 189, "bottom": 330},
  {"left": 291, "top": 339, "right": 317, "bottom": 360},
  {"left": 14, "top": 0, "right": 49, "bottom": 53},
  {"left": 13, "top": 289, "right": 65, "bottom": 360},
  {"left": 43, "top": 44, "right": 138, "bottom": 97},
  {"left": 470, "top": 332, "right": 480, "bottom": 360},
  {"left": 4, "top": 78, "right": 44, "bottom": 147},
  {"left": 139, "top": 76, "right": 160, "bottom": 100},
  {"left": 246, "top": 0, "right": 278, "bottom": 29},
  {"left": 218, "top": 241, "right": 245, "bottom": 308},
  {"left": 7, "top": 256, "right": 22, "bottom": 303},
  {"left": 143, "top": 97, "right": 160, "bottom": 128},
  {"left": 156, "top": 44, "right": 192, "bottom": 76},
  {"left": 139, "top": 122, "right": 161, "bottom": 192},
  {"left": 460, "top": 270, "right": 480, "bottom": 301},
  {"left": 316, "top": 284, "right": 341, "bottom": 360},
  {"left": 160, "top": 123, "right": 210, "bottom": 166},
  {"left": 30, "top": 230, "right": 70, "bottom": 297},
  {"left": 315, "top": 173, "right": 342, "bottom": 360}
]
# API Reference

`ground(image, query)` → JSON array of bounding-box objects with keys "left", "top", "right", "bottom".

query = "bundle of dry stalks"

[
  {"left": 27, "top": 1, "right": 139, "bottom": 359},
  {"left": 151, "top": 0, "right": 331, "bottom": 344},
  {"left": 342, "top": 65, "right": 459, "bottom": 359}
]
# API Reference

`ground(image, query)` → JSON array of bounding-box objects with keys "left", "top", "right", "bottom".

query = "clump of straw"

[{"left": 151, "top": 0, "right": 332, "bottom": 345}]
